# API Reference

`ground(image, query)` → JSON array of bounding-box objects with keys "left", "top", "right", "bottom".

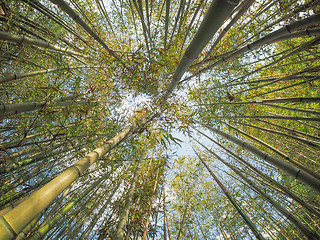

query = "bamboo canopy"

[{"left": 0, "top": 0, "right": 320, "bottom": 239}]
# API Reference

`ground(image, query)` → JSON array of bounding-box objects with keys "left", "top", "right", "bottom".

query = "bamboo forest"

[{"left": 1, "top": 0, "right": 320, "bottom": 239}]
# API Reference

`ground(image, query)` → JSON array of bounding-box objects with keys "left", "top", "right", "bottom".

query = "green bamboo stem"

[
  {"left": 21, "top": 0, "right": 88, "bottom": 45},
  {"left": 236, "top": 61, "right": 320, "bottom": 96},
  {"left": 220, "top": 114, "right": 320, "bottom": 122},
  {"left": 204, "top": 14, "right": 320, "bottom": 72},
  {"left": 0, "top": 31, "right": 87, "bottom": 58},
  {"left": 168, "top": 0, "right": 185, "bottom": 46},
  {"left": 114, "top": 139, "right": 148, "bottom": 240},
  {"left": 196, "top": 140, "right": 319, "bottom": 239},
  {"left": 260, "top": 103, "right": 320, "bottom": 116},
  {"left": 233, "top": 37, "right": 320, "bottom": 88},
  {"left": 164, "top": 190, "right": 172, "bottom": 240},
  {"left": 0, "top": 142, "right": 66, "bottom": 174},
  {"left": 28, "top": 169, "right": 113, "bottom": 240},
  {"left": 257, "top": 118, "right": 320, "bottom": 143},
  {"left": 182, "top": 14, "right": 320, "bottom": 82},
  {"left": 176, "top": 197, "right": 190, "bottom": 240},
  {"left": 0, "top": 65, "right": 101, "bottom": 84},
  {"left": 49, "top": 0, "right": 121, "bottom": 62},
  {"left": 94, "top": 0, "right": 116, "bottom": 38},
  {"left": 81, "top": 180, "right": 121, "bottom": 239},
  {"left": 201, "top": 123, "right": 320, "bottom": 193},
  {"left": 15, "top": 212, "right": 43, "bottom": 240},
  {"left": 133, "top": 0, "right": 151, "bottom": 57},
  {"left": 160, "top": 0, "right": 240, "bottom": 107},
  {"left": 248, "top": 76, "right": 320, "bottom": 99},
  {"left": 225, "top": 122, "right": 320, "bottom": 180},
  {"left": 198, "top": 0, "right": 255, "bottom": 69},
  {"left": 197, "top": 97, "right": 320, "bottom": 105},
  {"left": 164, "top": 0, "right": 170, "bottom": 49},
  {"left": 141, "top": 170, "right": 159, "bottom": 240},
  {"left": 210, "top": 74, "right": 318, "bottom": 90},
  {"left": 236, "top": 122, "right": 320, "bottom": 150},
  {"left": 178, "top": 0, "right": 205, "bottom": 58},
  {"left": 236, "top": 0, "right": 319, "bottom": 47},
  {"left": 0, "top": 95, "right": 83, "bottom": 117},
  {"left": 195, "top": 151, "right": 265, "bottom": 240},
  {"left": 0, "top": 126, "right": 133, "bottom": 239},
  {"left": 39, "top": 184, "right": 73, "bottom": 228}
]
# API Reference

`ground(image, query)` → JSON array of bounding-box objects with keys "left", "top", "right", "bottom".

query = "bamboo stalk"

[
  {"left": 225, "top": 122, "right": 320, "bottom": 180},
  {"left": 194, "top": 150, "right": 265, "bottom": 240},
  {"left": 161, "top": 0, "right": 240, "bottom": 107},
  {"left": 237, "top": 122, "right": 320, "bottom": 150},
  {"left": 200, "top": 123, "right": 320, "bottom": 193},
  {"left": 195, "top": 140, "right": 319, "bottom": 239},
  {"left": 0, "top": 65, "right": 102, "bottom": 84},
  {"left": 0, "top": 31, "right": 87, "bottom": 58},
  {"left": 49, "top": 0, "right": 122, "bottom": 62},
  {"left": 114, "top": 139, "right": 148, "bottom": 240},
  {"left": 182, "top": 14, "right": 320, "bottom": 82},
  {"left": 0, "top": 126, "right": 134, "bottom": 239}
]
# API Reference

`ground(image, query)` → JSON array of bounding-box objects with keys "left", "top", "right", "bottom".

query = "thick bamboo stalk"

[
  {"left": 201, "top": 123, "right": 320, "bottom": 193},
  {"left": 0, "top": 31, "right": 87, "bottom": 58},
  {"left": 198, "top": 0, "right": 255, "bottom": 68},
  {"left": 28, "top": 170, "right": 113, "bottom": 240},
  {"left": 196, "top": 14, "right": 320, "bottom": 75},
  {"left": 0, "top": 95, "right": 84, "bottom": 117},
  {"left": 160, "top": 0, "right": 240, "bottom": 106},
  {"left": 39, "top": 184, "right": 73, "bottom": 227},
  {"left": 225, "top": 123, "right": 320, "bottom": 180},
  {"left": 0, "top": 126, "right": 133, "bottom": 239},
  {"left": 194, "top": 151, "right": 265, "bottom": 240}
]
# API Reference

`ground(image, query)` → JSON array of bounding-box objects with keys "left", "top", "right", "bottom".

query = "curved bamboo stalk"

[
  {"left": 194, "top": 150, "right": 265, "bottom": 240},
  {"left": 161, "top": 0, "right": 240, "bottom": 106},
  {"left": 200, "top": 123, "right": 320, "bottom": 193}
]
